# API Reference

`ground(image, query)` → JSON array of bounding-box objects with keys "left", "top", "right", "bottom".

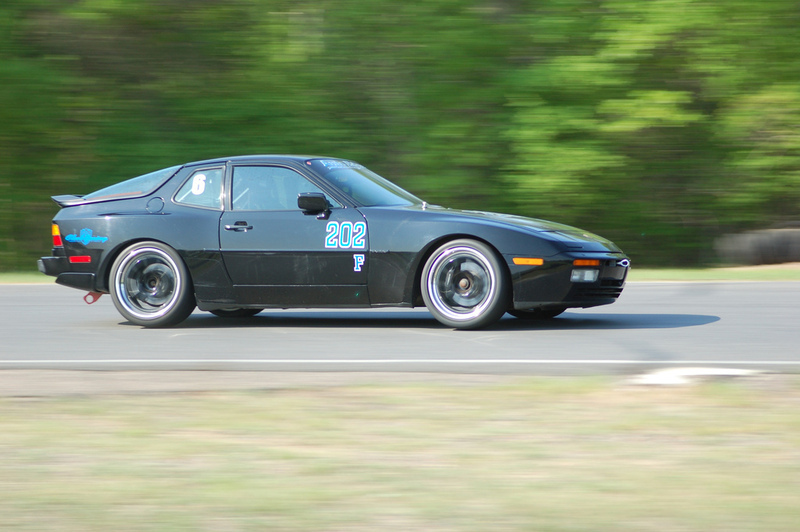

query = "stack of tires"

[{"left": 715, "top": 225, "right": 800, "bottom": 265}]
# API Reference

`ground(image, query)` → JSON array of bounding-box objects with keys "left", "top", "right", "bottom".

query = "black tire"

[
  {"left": 209, "top": 308, "right": 263, "bottom": 318},
  {"left": 421, "top": 239, "right": 510, "bottom": 329},
  {"left": 109, "top": 241, "right": 195, "bottom": 327},
  {"left": 508, "top": 307, "right": 566, "bottom": 320}
]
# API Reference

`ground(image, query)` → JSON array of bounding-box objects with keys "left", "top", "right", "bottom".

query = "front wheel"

[
  {"left": 109, "top": 241, "right": 195, "bottom": 327},
  {"left": 421, "top": 239, "right": 510, "bottom": 329}
]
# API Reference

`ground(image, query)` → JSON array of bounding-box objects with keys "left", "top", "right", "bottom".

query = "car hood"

[{"left": 420, "top": 205, "right": 622, "bottom": 252}]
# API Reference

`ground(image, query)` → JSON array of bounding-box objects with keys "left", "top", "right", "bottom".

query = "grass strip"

[
  {"left": 1, "top": 377, "right": 799, "bottom": 531},
  {"left": 0, "top": 272, "right": 54, "bottom": 284}
]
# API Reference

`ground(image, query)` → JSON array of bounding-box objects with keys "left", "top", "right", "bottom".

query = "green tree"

[{"left": 2, "top": 0, "right": 799, "bottom": 270}]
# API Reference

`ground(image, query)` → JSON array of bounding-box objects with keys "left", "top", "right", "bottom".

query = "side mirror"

[{"left": 298, "top": 192, "right": 330, "bottom": 219}]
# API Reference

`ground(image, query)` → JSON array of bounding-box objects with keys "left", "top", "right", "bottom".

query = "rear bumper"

[
  {"left": 38, "top": 256, "right": 67, "bottom": 276},
  {"left": 38, "top": 257, "right": 98, "bottom": 292}
]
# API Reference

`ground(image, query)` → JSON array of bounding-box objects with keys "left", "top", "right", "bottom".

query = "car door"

[{"left": 219, "top": 164, "right": 369, "bottom": 307}]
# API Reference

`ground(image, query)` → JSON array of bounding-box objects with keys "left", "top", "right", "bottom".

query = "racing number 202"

[{"left": 325, "top": 221, "right": 366, "bottom": 249}]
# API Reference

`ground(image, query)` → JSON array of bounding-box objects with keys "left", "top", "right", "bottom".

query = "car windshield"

[
  {"left": 83, "top": 165, "right": 182, "bottom": 201},
  {"left": 307, "top": 159, "right": 421, "bottom": 207}
]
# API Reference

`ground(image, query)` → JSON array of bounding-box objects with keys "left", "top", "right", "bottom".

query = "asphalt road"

[{"left": 2, "top": 281, "right": 799, "bottom": 377}]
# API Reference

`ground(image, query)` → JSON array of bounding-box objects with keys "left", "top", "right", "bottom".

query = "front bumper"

[{"left": 509, "top": 254, "right": 629, "bottom": 310}]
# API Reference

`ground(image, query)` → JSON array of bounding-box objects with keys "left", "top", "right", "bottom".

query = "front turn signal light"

[
  {"left": 52, "top": 224, "right": 63, "bottom": 247},
  {"left": 573, "top": 259, "right": 601, "bottom": 267}
]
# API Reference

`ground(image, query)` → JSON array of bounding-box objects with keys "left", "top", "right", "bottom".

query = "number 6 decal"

[
  {"left": 325, "top": 221, "right": 366, "bottom": 249},
  {"left": 191, "top": 173, "right": 207, "bottom": 195}
]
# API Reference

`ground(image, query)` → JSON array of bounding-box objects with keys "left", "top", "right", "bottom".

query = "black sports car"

[{"left": 39, "top": 155, "right": 629, "bottom": 329}]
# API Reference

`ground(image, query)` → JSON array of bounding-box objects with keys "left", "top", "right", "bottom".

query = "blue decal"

[
  {"left": 353, "top": 254, "right": 365, "bottom": 272},
  {"left": 65, "top": 228, "right": 108, "bottom": 246},
  {"left": 325, "top": 221, "right": 367, "bottom": 249},
  {"left": 325, "top": 221, "right": 339, "bottom": 248},
  {"left": 319, "top": 159, "right": 365, "bottom": 170},
  {"left": 352, "top": 222, "right": 366, "bottom": 248}
]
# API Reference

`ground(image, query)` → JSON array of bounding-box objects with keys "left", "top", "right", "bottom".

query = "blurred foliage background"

[{"left": 1, "top": 0, "right": 799, "bottom": 271}]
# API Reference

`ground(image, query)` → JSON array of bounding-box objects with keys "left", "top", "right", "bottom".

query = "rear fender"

[{"left": 95, "top": 238, "right": 161, "bottom": 293}]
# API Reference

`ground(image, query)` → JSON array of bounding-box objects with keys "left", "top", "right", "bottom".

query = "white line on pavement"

[{"left": 1, "top": 359, "right": 800, "bottom": 366}]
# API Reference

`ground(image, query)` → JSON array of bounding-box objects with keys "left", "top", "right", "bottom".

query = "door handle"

[{"left": 224, "top": 221, "right": 253, "bottom": 232}]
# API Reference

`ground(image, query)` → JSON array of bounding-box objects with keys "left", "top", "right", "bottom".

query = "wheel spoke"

[
  {"left": 434, "top": 253, "right": 490, "bottom": 311},
  {"left": 123, "top": 260, "right": 173, "bottom": 309}
]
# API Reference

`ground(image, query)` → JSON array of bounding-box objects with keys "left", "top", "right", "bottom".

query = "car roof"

[{"left": 183, "top": 155, "right": 336, "bottom": 168}]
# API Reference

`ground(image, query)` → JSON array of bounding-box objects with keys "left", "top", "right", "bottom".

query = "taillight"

[{"left": 52, "top": 224, "right": 63, "bottom": 247}]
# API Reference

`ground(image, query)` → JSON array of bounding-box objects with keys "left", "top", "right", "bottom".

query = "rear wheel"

[
  {"left": 209, "top": 308, "right": 263, "bottom": 318},
  {"left": 421, "top": 239, "right": 509, "bottom": 329},
  {"left": 109, "top": 241, "right": 195, "bottom": 327}
]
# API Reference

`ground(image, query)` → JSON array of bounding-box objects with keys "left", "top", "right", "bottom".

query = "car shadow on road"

[
  {"left": 168, "top": 311, "right": 443, "bottom": 330},
  {"left": 494, "top": 313, "right": 720, "bottom": 331},
  {"left": 160, "top": 311, "right": 720, "bottom": 331}
]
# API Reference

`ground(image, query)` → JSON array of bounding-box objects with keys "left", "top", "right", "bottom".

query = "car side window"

[
  {"left": 231, "top": 166, "right": 340, "bottom": 211},
  {"left": 174, "top": 168, "right": 223, "bottom": 209}
]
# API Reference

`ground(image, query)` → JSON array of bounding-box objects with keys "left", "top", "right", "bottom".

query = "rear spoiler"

[{"left": 51, "top": 195, "right": 88, "bottom": 207}]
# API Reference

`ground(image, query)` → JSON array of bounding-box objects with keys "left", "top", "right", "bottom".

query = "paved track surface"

[{"left": 1, "top": 282, "right": 798, "bottom": 394}]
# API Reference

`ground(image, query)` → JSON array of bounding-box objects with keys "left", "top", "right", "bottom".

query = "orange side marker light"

[{"left": 513, "top": 258, "right": 544, "bottom": 266}]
